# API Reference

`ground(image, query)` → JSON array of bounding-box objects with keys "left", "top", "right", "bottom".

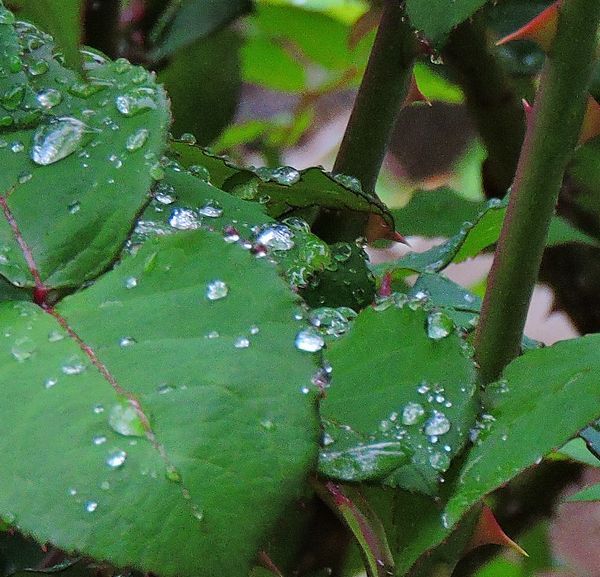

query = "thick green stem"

[
  {"left": 475, "top": 0, "right": 600, "bottom": 384},
  {"left": 443, "top": 13, "right": 526, "bottom": 199},
  {"left": 312, "top": 0, "right": 416, "bottom": 242}
]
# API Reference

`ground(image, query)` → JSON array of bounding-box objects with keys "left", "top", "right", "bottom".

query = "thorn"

[
  {"left": 258, "top": 551, "right": 285, "bottom": 577},
  {"left": 579, "top": 96, "right": 600, "bottom": 145},
  {"left": 366, "top": 214, "right": 409, "bottom": 244},
  {"left": 521, "top": 98, "right": 533, "bottom": 118},
  {"left": 391, "top": 230, "right": 410, "bottom": 246},
  {"left": 403, "top": 75, "right": 430, "bottom": 108},
  {"left": 496, "top": 1, "right": 560, "bottom": 52},
  {"left": 379, "top": 272, "right": 392, "bottom": 298},
  {"left": 467, "top": 505, "right": 529, "bottom": 557}
]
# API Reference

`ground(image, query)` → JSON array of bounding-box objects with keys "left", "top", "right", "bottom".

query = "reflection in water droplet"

[
  {"left": 234, "top": 336, "right": 250, "bottom": 349},
  {"left": 31, "top": 117, "right": 88, "bottom": 166},
  {"left": 198, "top": 199, "right": 223, "bottom": 218},
  {"left": 61, "top": 357, "right": 87, "bottom": 375},
  {"left": 84, "top": 500, "right": 98, "bottom": 512},
  {"left": 205, "top": 280, "right": 228, "bottom": 301},
  {"left": 427, "top": 311, "right": 453, "bottom": 340},
  {"left": 68, "top": 201, "right": 81, "bottom": 214},
  {"left": 424, "top": 411, "right": 451, "bottom": 436},
  {"left": 93, "top": 404, "right": 105, "bottom": 414},
  {"left": 402, "top": 402, "right": 425, "bottom": 425},
  {"left": 270, "top": 166, "right": 301, "bottom": 186},
  {"left": 106, "top": 449, "right": 127, "bottom": 469},
  {"left": 115, "top": 88, "right": 156, "bottom": 117},
  {"left": 169, "top": 208, "right": 199, "bottom": 230},
  {"left": 295, "top": 328, "right": 324, "bottom": 353},
  {"left": 126, "top": 128, "right": 149, "bottom": 151},
  {"left": 68, "top": 488, "right": 77, "bottom": 496},
  {"left": 36, "top": 88, "right": 62, "bottom": 110},
  {"left": 255, "top": 224, "right": 294, "bottom": 251},
  {"left": 108, "top": 400, "right": 146, "bottom": 437}
]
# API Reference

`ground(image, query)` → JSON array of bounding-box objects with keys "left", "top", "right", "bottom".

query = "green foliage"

[{"left": 2, "top": 3, "right": 600, "bottom": 577}]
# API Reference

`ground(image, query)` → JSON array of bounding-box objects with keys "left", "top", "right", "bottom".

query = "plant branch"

[
  {"left": 443, "top": 12, "right": 527, "bottom": 199},
  {"left": 312, "top": 0, "right": 417, "bottom": 242},
  {"left": 474, "top": 0, "right": 600, "bottom": 384}
]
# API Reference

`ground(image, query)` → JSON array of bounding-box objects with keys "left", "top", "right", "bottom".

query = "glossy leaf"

[
  {"left": 0, "top": 229, "right": 319, "bottom": 577},
  {"left": 7, "top": 0, "right": 83, "bottom": 70},
  {"left": 0, "top": 12, "right": 169, "bottom": 290},
  {"left": 319, "top": 303, "right": 478, "bottom": 496},
  {"left": 444, "top": 334, "right": 600, "bottom": 528}
]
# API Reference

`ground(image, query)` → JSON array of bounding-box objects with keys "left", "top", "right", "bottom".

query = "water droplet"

[
  {"left": 332, "top": 173, "right": 362, "bottom": 192},
  {"left": 109, "top": 400, "right": 146, "bottom": 437},
  {"left": 189, "top": 164, "right": 210, "bottom": 181},
  {"left": 61, "top": 358, "right": 87, "bottom": 375},
  {"left": 36, "top": 88, "right": 62, "bottom": 110},
  {"left": 10, "top": 141, "right": 24, "bottom": 153},
  {"left": 11, "top": 336, "right": 35, "bottom": 361},
  {"left": 93, "top": 404, "right": 105, "bottom": 414},
  {"left": 429, "top": 451, "right": 450, "bottom": 471},
  {"left": 124, "top": 276, "right": 138, "bottom": 289},
  {"left": 270, "top": 166, "right": 301, "bottom": 186},
  {"left": 191, "top": 506, "right": 204, "bottom": 521},
  {"left": 308, "top": 307, "right": 351, "bottom": 337},
  {"left": 31, "top": 117, "right": 88, "bottom": 166},
  {"left": 115, "top": 88, "right": 157, "bottom": 117},
  {"left": 119, "top": 336, "right": 136, "bottom": 347},
  {"left": 68, "top": 201, "right": 81, "bottom": 214},
  {"left": 234, "top": 336, "right": 250, "bottom": 349},
  {"left": 424, "top": 411, "right": 451, "bottom": 436},
  {"left": 93, "top": 435, "right": 107, "bottom": 445},
  {"left": 68, "top": 488, "right": 77, "bottom": 496},
  {"left": 169, "top": 207, "right": 199, "bottom": 230},
  {"left": 126, "top": 128, "right": 149, "bottom": 151},
  {"left": 106, "top": 449, "right": 127, "bottom": 469},
  {"left": 157, "top": 384, "right": 174, "bottom": 394},
  {"left": 28, "top": 59, "right": 48, "bottom": 76},
  {"left": 165, "top": 465, "right": 182, "bottom": 483},
  {"left": 205, "top": 279, "right": 228, "bottom": 301},
  {"left": 69, "top": 80, "right": 107, "bottom": 99},
  {"left": 402, "top": 402, "right": 425, "bottom": 425},
  {"left": 249, "top": 325, "right": 260, "bottom": 335},
  {"left": 44, "top": 377, "right": 57, "bottom": 389},
  {"left": 179, "top": 132, "right": 196, "bottom": 145},
  {"left": 198, "top": 199, "right": 223, "bottom": 218},
  {"left": 1, "top": 85, "right": 25, "bottom": 111},
  {"left": 0, "top": 7, "right": 15, "bottom": 24},
  {"left": 427, "top": 311, "right": 453, "bottom": 340},
  {"left": 205, "top": 331, "right": 220, "bottom": 339},
  {"left": 154, "top": 184, "right": 176, "bottom": 205},
  {"left": 260, "top": 418, "right": 275, "bottom": 430},
  {"left": 295, "top": 328, "right": 324, "bottom": 353},
  {"left": 84, "top": 500, "right": 98, "bottom": 513},
  {"left": 255, "top": 224, "right": 294, "bottom": 251},
  {"left": 48, "top": 330, "right": 65, "bottom": 342}
]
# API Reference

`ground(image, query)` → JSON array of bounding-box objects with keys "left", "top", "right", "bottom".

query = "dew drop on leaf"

[
  {"left": 92, "top": 435, "right": 107, "bottom": 446},
  {"left": 84, "top": 500, "right": 98, "bottom": 513},
  {"left": 125, "top": 128, "right": 149, "bottom": 151},
  {"left": 30, "top": 117, "right": 88, "bottom": 166},
  {"left": 427, "top": 311, "right": 454, "bottom": 340},
  {"left": 119, "top": 336, "right": 136, "bottom": 347},
  {"left": 124, "top": 276, "right": 138, "bottom": 289},
  {"left": 402, "top": 402, "right": 425, "bottom": 425},
  {"left": 11, "top": 337, "right": 35, "bottom": 361},
  {"left": 295, "top": 328, "right": 325, "bottom": 353},
  {"left": 61, "top": 357, "right": 87, "bottom": 375},
  {"left": 169, "top": 208, "right": 199, "bottom": 230},
  {"left": 270, "top": 166, "right": 301, "bottom": 186},
  {"left": 35, "top": 88, "right": 62, "bottom": 110},
  {"left": 234, "top": 336, "right": 250, "bottom": 349},
  {"left": 108, "top": 400, "right": 146, "bottom": 438},
  {"left": 424, "top": 411, "right": 451, "bottom": 436},
  {"left": 198, "top": 199, "right": 223, "bottom": 218},
  {"left": 106, "top": 449, "right": 127, "bottom": 469},
  {"left": 255, "top": 224, "right": 295, "bottom": 251},
  {"left": 115, "top": 88, "right": 157, "bottom": 117},
  {"left": 205, "top": 280, "right": 229, "bottom": 301},
  {"left": 44, "top": 377, "right": 58, "bottom": 389}
]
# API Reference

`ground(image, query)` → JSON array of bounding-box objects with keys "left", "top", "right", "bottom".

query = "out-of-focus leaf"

[
  {"left": 256, "top": 0, "right": 368, "bottom": 24},
  {"left": 413, "top": 63, "right": 464, "bottom": 104},
  {"left": 567, "top": 483, "right": 600, "bottom": 502},
  {"left": 158, "top": 30, "right": 241, "bottom": 145},
  {"left": 557, "top": 438, "right": 600, "bottom": 467},
  {"left": 319, "top": 303, "right": 478, "bottom": 496},
  {"left": 8, "top": 0, "right": 83, "bottom": 69},
  {"left": 150, "top": 0, "right": 251, "bottom": 60},
  {"left": 405, "top": 0, "right": 488, "bottom": 46}
]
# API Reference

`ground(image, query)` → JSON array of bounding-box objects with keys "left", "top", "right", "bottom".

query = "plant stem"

[
  {"left": 84, "top": 0, "right": 121, "bottom": 59},
  {"left": 443, "top": 13, "right": 526, "bottom": 199},
  {"left": 312, "top": 0, "right": 416, "bottom": 242},
  {"left": 474, "top": 0, "right": 600, "bottom": 384}
]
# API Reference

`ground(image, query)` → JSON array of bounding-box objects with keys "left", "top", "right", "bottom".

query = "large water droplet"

[
  {"left": 270, "top": 166, "right": 301, "bottom": 186},
  {"left": 61, "top": 357, "right": 87, "bottom": 375},
  {"left": 198, "top": 199, "right": 223, "bottom": 218},
  {"left": 106, "top": 449, "right": 127, "bottom": 469},
  {"left": 31, "top": 117, "right": 88, "bottom": 166},
  {"left": 108, "top": 399, "right": 146, "bottom": 437},
  {"left": 11, "top": 336, "right": 35, "bottom": 361},
  {"left": 234, "top": 336, "right": 250, "bottom": 349},
  {"left": 115, "top": 88, "right": 156, "bottom": 117},
  {"left": 402, "top": 402, "right": 425, "bottom": 425},
  {"left": 205, "top": 280, "right": 229, "bottom": 301},
  {"left": 169, "top": 208, "right": 199, "bottom": 230},
  {"left": 424, "top": 411, "right": 451, "bottom": 436},
  {"left": 255, "top": 224, "right": 294, "bottom": 251},
  {"left": 295, "top": 328, "right": 324, "bottom": 353},
  {"left": 126, "top": 128, "right": 149, "bottom": 151},
  {"left": 84, "top": 500, "right": 98, "bottom": 513},
  {"left": 427, "top": 312, "right": 454, "bottom": 340},
  {"left": 36, "top": 88, "right": 62, "bottom": 110}
]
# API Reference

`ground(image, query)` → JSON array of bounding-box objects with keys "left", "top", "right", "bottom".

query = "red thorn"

[
  {"left": 392, "top": 231, "right": 410, "bottom": 246},
  {"left": 522, "top": 98, "right": 533, "bottom": 118},
  {"left": 496, "top": 1, "right": 560, "bottom": 52},
  {"left": 403, "top": 75, "right": 430, "bottom": 108},
  {"left": 379, "top": 272, "right": 393, "bottom": 298},
  {"left": 579, "top": 96, "right": 600, "bottom": 145},
  {"left": 467, "top": 505, "right": 528, "bottom": 557}
]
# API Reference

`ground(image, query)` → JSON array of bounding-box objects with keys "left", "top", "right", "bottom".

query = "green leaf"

[
  {"left": 319, "top": 304, "right": 478, "bottom": 496},
  {"left": 567, "top": 482, "right": 600, "bottom": 502},
  {"left": 150, "top": 0, "right": 252, "bottom": 60},
  {"left": 406, "top": 0, "right": 488, "bottom": 46},
  {"left": 256, "top": 0, "right": 368, "bottom": 24},
  {"left": 557, "top": 438, "right": 600, "bottom": 467},
  {"left": 444, "top": 334, "right": 600, "bottom": 529},
  {"left": 0, "top": 14, "right": 169, "bottom": 290},
  {"left": 0, "top": 230, "right": 319, "bottom": 577},
  {"left": 413, "top": 63, "right": 464, "bottom": 105},
  {"left": 7, "top": 0, "right": 83, "bottom": 70},
  {"left": 168, "top": 141, "right": 240, "bottom": 187},
  {"left": 158, "top": 30, "right": 241, "bottom": 145}
]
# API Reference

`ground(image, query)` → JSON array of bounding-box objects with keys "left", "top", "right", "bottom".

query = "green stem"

[
  {"left": 443, "top": 12, "right": 527, "bottom": 199},
  {"left": 474, "top": 0, "right": 600, "bottom": 384},
  {"left": 312, "top": 0, "right": 416, "bottom": 242}
]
